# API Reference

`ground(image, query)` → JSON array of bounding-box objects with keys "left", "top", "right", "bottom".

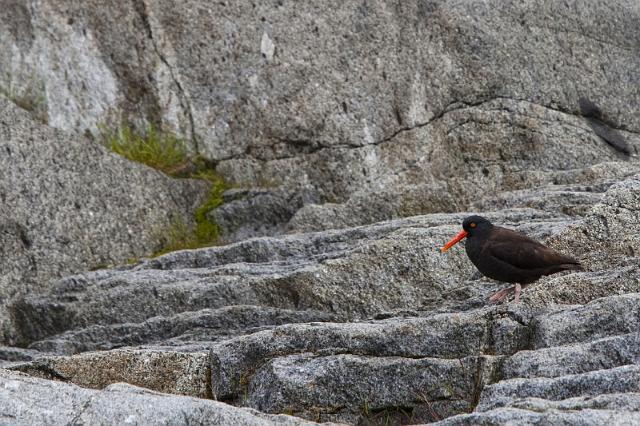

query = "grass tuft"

[
  {"left": 103, "top": 125, "right": 190, "bottom": 176},
  {"left": 101, "top": 124, "right": 230, "bottom": 256}
]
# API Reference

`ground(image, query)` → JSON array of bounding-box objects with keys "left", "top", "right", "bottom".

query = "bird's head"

[{"left": 441, "top": 215, "right": 493, "bottom": 253}]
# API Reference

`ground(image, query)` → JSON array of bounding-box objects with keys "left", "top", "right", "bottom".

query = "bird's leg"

[
  {"left": 489, "top": 286, "right": 514, "bottom": 304},
  {"left": 514, "top": 283, "right": 522, "bottom": 304}
]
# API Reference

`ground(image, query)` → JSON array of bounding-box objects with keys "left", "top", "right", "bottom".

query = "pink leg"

[
  {"left": 514, "top": 283, "right": 522, "bottom": 303},
  {"left": 489, "top": 286, "right": 514, "bottom": 304}
]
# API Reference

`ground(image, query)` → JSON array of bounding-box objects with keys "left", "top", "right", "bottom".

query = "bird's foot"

[
  {"left": 489, "top": 284, "right": 523, "bottom": 304},
  {"left": 488, "top": 286, "right": 514, "bottom": 304}
]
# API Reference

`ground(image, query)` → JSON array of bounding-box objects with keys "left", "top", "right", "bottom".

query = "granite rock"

[
  {"left": 0, "top": 369, "right": 328, "bottom": 425},
  {"left": 0, "top": 98, "right": 207, "bottom": 344}
]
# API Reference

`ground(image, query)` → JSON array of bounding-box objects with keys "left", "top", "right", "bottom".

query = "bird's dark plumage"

[{"left": 442, "top": 216, "right": 583, "bottom": 302}]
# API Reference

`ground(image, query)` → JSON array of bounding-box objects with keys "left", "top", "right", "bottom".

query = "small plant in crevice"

[
  {"left": 152, "top": 216, "right": 196, "bottom": 257},
  {"left": 192, "top": 168, "right": 228, "bottom": 243},
  {"left": 361, "top": 406, "right": 414, "bottom": 426},
  {"left": 100, "top": 123, "right": 230, "bottom": 256},
  {"left": 152, "top": 171, "right": 228, "bottom": 257},
  {"left": 101, "top": 124, "right": 191, "bottom": 176}
]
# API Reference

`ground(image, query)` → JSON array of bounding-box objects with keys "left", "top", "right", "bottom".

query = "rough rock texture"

[
  {"left": 7, "top": 208, "right": 560, "bottom": 349},
  {"left": 5, "top": 171, "right": 639, "bottom": 424},
  {"left": 4, "top": 0, "right": 640, "bottom": 153},
  {"left": 0, "top": 369, "right": 326, "bottom": 426},
  {"left": 12, "top": 349, "right": 212, "bottom": 398},
  {"left": 2, "top": 0, "right": 639, "bottom": 239},
  {"left": 211, "top": 186, "right": 321, "bottom": 242},
  {"left": 3, "top": 0, "right": 640, "bottom": 424},
  {"left": 0, "top": 98, "right": 207, "bottom": 344}
]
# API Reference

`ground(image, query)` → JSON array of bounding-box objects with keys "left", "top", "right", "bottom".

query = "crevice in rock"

[
  {"left": 242, "top": 95, "right": 639, "bottom": 163},
  {"left": 469, "top": 358, "right": 488, "bottom": 412},
  {"left": 363, "top": 404, "right": 415, "bottom": 424},
  {"left": 131, "top": 0, "right": 199, "bottom": 152},
  {"left": 12, "top": 359, "right": 70, "bottom": 383}
]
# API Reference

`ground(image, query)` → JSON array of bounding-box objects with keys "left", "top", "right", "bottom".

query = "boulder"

[{"left": 0, "top": 98, "right": 207, "bottom": 343}]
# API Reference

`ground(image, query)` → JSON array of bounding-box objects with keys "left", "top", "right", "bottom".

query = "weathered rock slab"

[
  {"left": 477, "top": 365, "right": 640, "bottom": 412},
  {"left": 246, "top": 353, "right": 499, "bottom": 424},
  {"left": 10, "top": 349, "right": 211, "bottom": 399},
  {"left": 4, "top": 1, "right": 640, "bottom": 239},
  {"left": 0, "top": 369, "right": 329, "bottom": 425},
  {"left": 9, "top": 209, "right": 563, "bottom": 349},
  {"left": 434, "top": 406, "right": 640, "bottom": 426}
]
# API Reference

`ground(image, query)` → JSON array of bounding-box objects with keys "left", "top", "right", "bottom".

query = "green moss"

[
  {"left": 153, "top": 168, "right": 229, "bottom": 256},
  {"left": 101, "top": 124, "right": 231, "bottom": 256}
]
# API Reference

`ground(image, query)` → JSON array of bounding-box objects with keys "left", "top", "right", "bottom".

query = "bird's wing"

[{"left": 483, "top": 227, "right": 580, "bottom": 271}]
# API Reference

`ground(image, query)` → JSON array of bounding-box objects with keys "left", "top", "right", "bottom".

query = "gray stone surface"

[
  {"left": 2, "top": 0, "right": 640, "bottom": 424},
  {"left": 545, "top": 173, "right": 640, "bottom": 269},
  {"left": 0, "top": 369, "right": 327, "bottom": 425},
  {"left": 25, "top": 305, "right": 334, "bottom": 356},
  {"left": 8, "top": 208, "right": 562, "bottom": 348},
  {"left": 503, "top": 332, "right": 640, "bottom": 380},
  {"left": 434, "top": 406, "right": 640, "bottom": 426},
  {"left": 2, "top": 0, "right": 640, "bottom": 239},
  {"left": 580, "top": 97, "right": 633, "bottom": 156},
  {"left": 211, "top": 186, "right": 321, "bottom": 242},
  {"left": 5, "top": 169, "right": 640, "bottom": 423},
  {"left": 246, "top": 353, "right": 493, "bottom": 424},
  {"left": 472, "top": 183, "right": 612, "bottom": 217},
  {"left": 4, "top": 0, "right": 639, "bottom": 156},
  {"left": 0, "top": 98, "right": 207, "bottom": 344},
  {"left": 477, "top": 365, "right": 640, "bottom": 412},
  {"left": 533, "top": 293, "right": 640, "bottom": 349},
  {"left": 279, "top": 100, "right": 640, "bottom": 235},
  {"left": 209, "top": 308, "right": 528, "bottom": 401},
  {"left": 11, "top": 349, "right": 211, "bottom": 399}
]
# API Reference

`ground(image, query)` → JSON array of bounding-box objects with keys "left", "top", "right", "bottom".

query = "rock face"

[
  {"left": 2, "top": 0, "right": 639, "bottom": 239},
  {"left": 2, "top": 0, "right": 640, "bottom": 424},
  {"left": 0, "top": 98, "right": 208, "bottom": 344}
]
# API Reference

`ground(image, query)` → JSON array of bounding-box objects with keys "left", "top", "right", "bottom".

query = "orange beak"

[{"left": 441, "top": 230, "right": 468, "bottom": 253}]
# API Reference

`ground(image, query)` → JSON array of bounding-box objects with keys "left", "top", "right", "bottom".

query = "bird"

[{"left": 441, "top": 216, "right": 583, "bottom": 303}]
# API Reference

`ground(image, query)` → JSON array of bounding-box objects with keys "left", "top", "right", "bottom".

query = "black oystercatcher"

[{"left": 441, "top": 216, "right": 582, "bottom": 303}]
